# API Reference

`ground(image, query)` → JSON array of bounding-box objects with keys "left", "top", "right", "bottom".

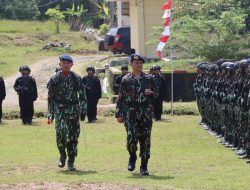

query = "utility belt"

[
  {"left": 55, "top": 100, "right": 79, "bottom": 106},
  {"left": 126, "top": 102, "right": 151, "bottom": 108}
]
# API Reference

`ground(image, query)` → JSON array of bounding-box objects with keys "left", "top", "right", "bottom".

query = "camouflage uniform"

[
  {"left": 47, "top": 70, "right": 86, "bottom": 166},
  {"left": 115, "top": 72, "right": 158, "bottom": 161}
]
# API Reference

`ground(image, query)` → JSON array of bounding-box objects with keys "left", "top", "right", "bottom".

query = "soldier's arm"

[
  {"left": 96, "top": 77, "right": 102, "bottom": 99},
  {"left": 0, "top": 78, "right": 6, "bottom": 99},
  {"left": 79, "top": 79, "right": 87, "bottom": 115},
  {"left": 150, "top": 76, "right": 159, "bottom": 99},
  {"left": 115, "top": 78, "right": 126, "bottom": 119},
  {"left": 31, "top": 77, "right": 38, "bottom": 100},
  {"left": 47, "top": 78, "right": 55, "bottom": 115},
  {"left": 13, "top": 78, "right": 21, "bottom": 92}
]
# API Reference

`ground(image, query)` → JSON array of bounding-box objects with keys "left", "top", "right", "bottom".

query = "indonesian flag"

[{"left": 157, "top": 0, "right": 172, "bottom": 59}]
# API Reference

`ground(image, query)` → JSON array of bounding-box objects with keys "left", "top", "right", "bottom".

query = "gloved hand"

[{"left": 80, "top": 112, "right": 86, "bottom": 121}]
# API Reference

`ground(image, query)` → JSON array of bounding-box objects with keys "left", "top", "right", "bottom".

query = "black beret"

[
  {"left": 86, "top": 66, "right": 95, "bottom": 72},
  {"left": 121, "top": 64, "right": 128, "bottom": 70},
  {"left": 19, "top": 66, "right": 31, "bottom": 72},
  {"left": 130, "top": 54, "right": 145, "bottom": 63}
]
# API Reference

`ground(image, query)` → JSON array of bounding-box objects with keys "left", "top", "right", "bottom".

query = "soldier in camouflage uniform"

[
  {"left": 115, "top": 54, "right": 158, "bottom": 176},
  {"left": 14, "top": 66, "right": 38, "bottom": 125},
  {"left": 47, "top": 55, "right": 87, "bottom": 171}
]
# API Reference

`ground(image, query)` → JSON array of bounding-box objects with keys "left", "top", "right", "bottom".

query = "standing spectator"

[
  {"left": 152, "top": 66, "right": 166, "bottom": 121},
  {"left": 114, "top": 64, "right": 129, "bottom": 94},
  {"left": 82, "top": 66, "right": 102, "bottom": 123},
  {"left": 0, "top": 77, "right": 6, "bottom": 123},
  {"left": 14, "top": 66, "right": 37, "bottom": 125}
]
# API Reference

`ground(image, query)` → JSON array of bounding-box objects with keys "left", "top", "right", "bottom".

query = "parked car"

[{"left": 104, "top": 26, "right": 131, "bottom": 55}]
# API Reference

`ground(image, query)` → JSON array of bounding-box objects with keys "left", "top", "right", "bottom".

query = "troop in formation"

[{"left": 193, "top": 58, "right": 250, "bottom": 162}]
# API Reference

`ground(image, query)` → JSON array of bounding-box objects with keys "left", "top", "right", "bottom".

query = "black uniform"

[
  {"left": 0, "top": 77, "right": 6, "bottom": 123},
  {"left": 153, "top": 73, "right": 166, "bottom": 121},
  {"left": 82, "top": 75, "right": 102, "bottom": 122},
  {"left": 114, "top": 74, "right": 126, "bottom": 94},
  {"left": 14, "top": 75, "right": 38, "bottom": 124}
]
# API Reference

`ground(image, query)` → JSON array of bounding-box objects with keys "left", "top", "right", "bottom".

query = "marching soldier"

[
  {"left": 14, "top": 66, "right": 37, "bottom": 125},
  {"left": 0, "top": 77, "right": 6, "bottom": 123},
  {"left": 47, "top": 54, "right": 87, "bottom": 171},
  {"left": 82, "top": 66, "right": 102, "bottom": 123},
  {"left": 116, "top": 54, "right": 158, "bottom": 176}
]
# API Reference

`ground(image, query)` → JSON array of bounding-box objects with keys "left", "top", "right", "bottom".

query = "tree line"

[
  {"left": 0, "top": 0, "right": 106, "bottom": 27},
  {"left": 171, "top": 0, "right": 250, "bottom": 61}
]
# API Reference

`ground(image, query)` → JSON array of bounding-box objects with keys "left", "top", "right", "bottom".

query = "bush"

[{"left": 99, "top": 24, "right": 109, "bottom": 36}]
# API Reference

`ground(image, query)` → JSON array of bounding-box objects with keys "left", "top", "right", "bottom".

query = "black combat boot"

[
  {"left": 140, "top": 159, "right": 149, "bottom": 176},
  {"left": 68, "top": 156, "right": 76, "bottom": 171},
  {"left": 58, "top": 150, "right": 66, "bottom": 168},
  {"left": 128, "top": 152, "right": 137, "bottom": 171}
]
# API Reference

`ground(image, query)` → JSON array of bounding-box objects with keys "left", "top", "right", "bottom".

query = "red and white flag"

[{"left": 157, "top": 0, "right": 172, "bottom": 59}]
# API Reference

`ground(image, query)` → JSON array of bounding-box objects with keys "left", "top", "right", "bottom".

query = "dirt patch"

[
  {"left": 0, "top": 182, "right": 143, "bottom": 190},
  {"left": 12, "top": 36, "right": 32, "bottom": 46},
  {"left": 2, "top": 54, "right": 108, "bottom": 111}
]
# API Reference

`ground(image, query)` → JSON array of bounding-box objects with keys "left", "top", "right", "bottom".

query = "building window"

[{"left": 122, "top": 2, "right": 129, "bottom": 16}]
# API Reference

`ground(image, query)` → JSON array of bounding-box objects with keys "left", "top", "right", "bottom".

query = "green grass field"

[
  {"left": 0, "top": 20, "right": 97, "bottom": 77},
  {"left": 1, "top": 115, "right": 250, "bottom": 190}
]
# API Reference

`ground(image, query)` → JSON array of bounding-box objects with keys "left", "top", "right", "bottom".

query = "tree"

[
  {"left": 45, "top": 8, "right": 65, "bottom": 33},
  {"left": 171, "top": 0, "right": 248, "bottom": 61},
  {"left": 0, "top": 0, "right": 40, "bottom": 20},
  {"left": 63, "top": 4, "right": 87, "bottom": 31}
]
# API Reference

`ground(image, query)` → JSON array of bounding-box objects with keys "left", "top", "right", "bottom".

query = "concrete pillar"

[
  {"left": 117, "top": 1, "right": 122, "bottom": 27},
  {"left": 129, "top": 0, "right": 145, "bottom": 55}
]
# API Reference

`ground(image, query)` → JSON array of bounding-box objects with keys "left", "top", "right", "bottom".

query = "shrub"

[{"left": 99, "top": 24, "right": 109, "bottom": 36}]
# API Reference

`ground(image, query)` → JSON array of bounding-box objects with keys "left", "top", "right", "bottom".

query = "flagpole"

[
  {"left": 170, "top": 41, "right": 173, "bottom": 115},
  {"left": 157, "top": 0, "right": 173, "bottom": 114}
]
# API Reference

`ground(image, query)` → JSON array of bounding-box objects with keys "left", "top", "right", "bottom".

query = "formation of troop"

[{"left": 193, "top": 58, "right": 250, "bottom": 161}]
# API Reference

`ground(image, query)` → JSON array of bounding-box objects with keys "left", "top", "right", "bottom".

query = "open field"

[
  {"left": 0, "top": 20, "right": 99, "bottom": 77},
  {"left": 1, "top": 116, "right": 250, "bottom": 190}
]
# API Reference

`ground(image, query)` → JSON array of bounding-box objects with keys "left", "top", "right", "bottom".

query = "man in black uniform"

[
  {"left": 82, "top": 66, "right": 102, "bottom": 123},
  {"left": 114, "top": 64, "right": 129, "bottom": 94},
  {"left": 152, "top": 66, "right": 166, "bottom": 121},
  {"left": 14, "top": 66, "right": 38, "bottom": 125},
  {"left": 0, "top": 77, "right": 6, "bottom": 123}
]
